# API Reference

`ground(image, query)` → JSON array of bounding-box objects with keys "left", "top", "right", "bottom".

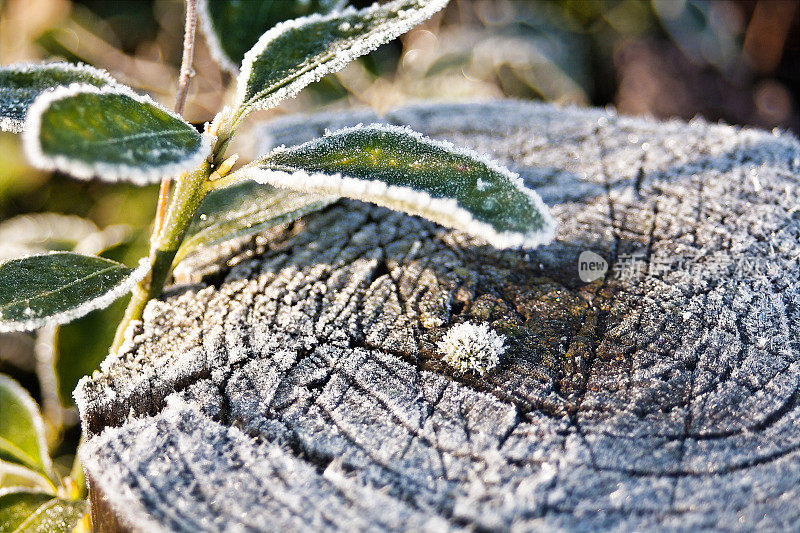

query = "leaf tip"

[
  {"left": 21, "top": 83, "right": 212, "bottom": 184},
  {"left": 234, "top": 0, "right": 451, "bottom": 117},
  {"left": 196, "top": 0, "right": 241, "bottom": 74},
  {"left": 1, "top": 60, "right": 120, "bottom": 135},
  {"left": 0, "top": 254, "right": 150, "bottom": 333}
]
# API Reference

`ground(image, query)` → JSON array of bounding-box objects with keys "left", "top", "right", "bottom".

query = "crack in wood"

[{"left": 76, "top": 102, "right": 800, "bottom": 532}]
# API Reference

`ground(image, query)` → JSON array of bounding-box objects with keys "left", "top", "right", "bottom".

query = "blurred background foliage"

[{"left": 0, "top": 0, "right": 799, "bottom": 482}]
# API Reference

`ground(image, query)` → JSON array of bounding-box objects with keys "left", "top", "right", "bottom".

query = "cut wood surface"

[{"left": 75, "top": 101, "right": 800, "bottom": 532}]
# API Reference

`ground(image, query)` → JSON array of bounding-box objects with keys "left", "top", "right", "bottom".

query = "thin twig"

[
  {"left": 174, "top": 0, "right": 198, "bottom": 116},
  {"left": 155, "top": 0, "right": 198, "bottom": 236}
]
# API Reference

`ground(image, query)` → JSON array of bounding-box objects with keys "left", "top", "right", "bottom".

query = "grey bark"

[{"left": 75, "top": 101, "right": 800, "bottom": 532}]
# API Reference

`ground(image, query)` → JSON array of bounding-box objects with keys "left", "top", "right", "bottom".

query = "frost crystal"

[{"left": 437, "top": 321, "right": 506, "bottom": 375}]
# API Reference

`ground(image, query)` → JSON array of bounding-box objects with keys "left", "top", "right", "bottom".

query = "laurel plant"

[{"left": 0, "top": 0, "right": 555, "bottom": 528}]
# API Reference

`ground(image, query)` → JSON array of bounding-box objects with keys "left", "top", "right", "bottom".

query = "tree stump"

[{"left": 75, "top": 101, "right": 800, "bottom": 532}]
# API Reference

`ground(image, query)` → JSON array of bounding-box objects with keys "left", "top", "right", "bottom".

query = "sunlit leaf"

[
  {"left": 22, "top": 85, "right": 212, "bottom": 184},
  {"left": 0, "top": 214, "right": 97, "bottom": 264},
  {"left": 0, "top": 213, "right": 130, "bottom": 264},
  {"left": 233, "top": 124, "right": 556, "bottom": 249},
  {"left": 232, "top": 0, "right": 448, "bottom": 123},
  {"left": 0, "top": 62, "right": 118, "bottom": 134},
  {"left": 0, "top": 375, "right": 55, "bottom": 484},
  {"left": 0, "top": 489, "right": 86, "bottom": 532},
  {"left": 175, "top": 181, "right": 336, "bottom": 265},
  {"left": 0, "top": 253, "right": 149, "bottom": 333},
  {"left": 199, "top": 0, "right": 346, "bottom": 73}
]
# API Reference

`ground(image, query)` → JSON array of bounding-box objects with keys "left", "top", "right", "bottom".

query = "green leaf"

[
  {"left": 0, "top": 462, "right": 56, "bottom": 490},
  {"left": 0, "top": 375, "right": 55, "bottom": 483},
  {"left": 199, "top": 0, "right": 346, "bottom": 73},
  {"left": 0, "top": 489, "right": 86, "bottom": 533},
  {"left": 232, "top": 0, "right": 448, "bottom": 123},
  {"left": 0, "top": 252, "right": 149, "bottom": 333},
  {"left": 234, "top": 124, "right": 556, "bottom": 249},
  {"left": 0, "top": 62, "right": 118, "bottom": 134},
  {"left": 22, "top": 85, "right": 212, "bottom": 184},
  {"left": 175, "top": 181, "right": 336, "bottom": 265},
  {"left": 0, "top": 490, "right": 51, "bottom": 530}
]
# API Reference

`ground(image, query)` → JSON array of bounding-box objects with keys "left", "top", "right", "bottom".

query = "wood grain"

[{"left": 76, "top": 101, "right": 800, "bottom": 531}]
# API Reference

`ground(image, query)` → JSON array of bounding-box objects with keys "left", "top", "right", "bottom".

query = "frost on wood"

[
  {"left": 238, "top": 124, "right": 555, "bottom": 249},
  {"left": 0, "top": 61, "right": 118, "bottom": 133},
  {"left": 0, "top": 253, "right": 149, "bottom": 333},
  {"left": 232, "top": 0, "right": 448, "bottom": 123},
  {"left": 22, "top": 84, "right": 212, "bottom": 184},
  {"left": 76, "top": 101, "right": 800, "bottom": 531},
  {"left": 437, "top": 321, "right": 505, "bottom": 375}
]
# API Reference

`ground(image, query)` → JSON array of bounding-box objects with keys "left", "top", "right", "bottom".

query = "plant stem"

[
  {"left": 111, "top": 0, "right": 204, "bottom": 353},
  {"left": 174, "top": 0, "right": 198, "bottom": 117},
  {"left": 154, "top": 0, "right": 198, "bottom": 237},
  {"left": 111, "top": 162, "right": 210, "bottom": 353}
]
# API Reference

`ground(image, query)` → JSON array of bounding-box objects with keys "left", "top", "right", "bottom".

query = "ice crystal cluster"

[{"left": 437, "top": 321, "right": 506, "bottom": 375}]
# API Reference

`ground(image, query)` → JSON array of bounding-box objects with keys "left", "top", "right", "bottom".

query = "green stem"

[{"left": 110, "top": 161, "right": 211, "bottom": 353}]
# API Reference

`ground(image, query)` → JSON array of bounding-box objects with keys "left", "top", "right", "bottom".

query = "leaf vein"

[
  {"left": 75, "top": 129, "right": 195, "bottom": 147},
  {"left": 0, "top": 264, "right": 126, "bottom": 314}
]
